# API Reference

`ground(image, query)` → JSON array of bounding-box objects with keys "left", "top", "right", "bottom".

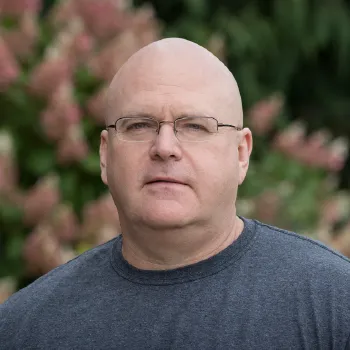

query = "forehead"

[
  {"left": 108, "top": 77, "right": 234, "bottom": 122},
  {"left": 106, "top": 47, "right": 242, "bottom": 124}
]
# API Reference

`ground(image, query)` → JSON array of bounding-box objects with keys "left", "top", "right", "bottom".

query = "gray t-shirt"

[{"left": 1, "top": 217, "right": 350, "bottom": 349}]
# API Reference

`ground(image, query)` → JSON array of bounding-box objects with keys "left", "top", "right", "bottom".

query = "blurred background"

[{"left": 1, "top": 0, "right": 350, "bottom": 303}]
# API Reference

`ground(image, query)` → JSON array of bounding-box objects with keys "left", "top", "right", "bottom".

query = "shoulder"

[
  {"left": 1, "top": 237, "right": 116, "bottom": 306},
  {"left": 0, "top": 237, "right": 117, "bottom": 339},
  {"left": 252, "top": 219, "right": 350, "bottom": 277}
]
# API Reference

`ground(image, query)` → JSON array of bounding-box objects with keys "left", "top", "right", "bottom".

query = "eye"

[
  {"left": 182, "top": 122, "right": 209, "bottom": 132},
  {"left": 126, "top": 122, "right": 153, "bottom": 130},
  {"left": 187, "top": 123, "right": 202, "bottom": 129}
]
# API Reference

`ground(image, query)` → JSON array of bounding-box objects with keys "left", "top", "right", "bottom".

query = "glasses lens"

[
  {"left": 176, "top": 117, "right": 217, "bottom": 141},
  {"left": 116, "top": 117, "right": 158, "bottom": 141}
]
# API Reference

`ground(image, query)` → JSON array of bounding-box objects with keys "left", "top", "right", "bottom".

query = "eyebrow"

[{"left": 114, "top": 111, "right": 215, "bottom": 121}]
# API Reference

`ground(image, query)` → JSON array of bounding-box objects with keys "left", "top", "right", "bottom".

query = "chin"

[{"left": 138, "top": 203, "right": 193, "bottom": 229}]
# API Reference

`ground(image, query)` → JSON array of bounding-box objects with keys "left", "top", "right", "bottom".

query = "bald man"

[{"left": 1, "top": 38, "right": 350, "bottom": 349}]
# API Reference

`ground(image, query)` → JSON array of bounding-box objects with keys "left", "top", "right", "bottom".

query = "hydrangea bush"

[{"left": 0, "top": 0, "right": 349, "bottom": 302}]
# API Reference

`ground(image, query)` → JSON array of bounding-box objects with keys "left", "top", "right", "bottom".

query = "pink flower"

[
  {"left": 296, "top": 130, "right": 330, "bottom": 168},
  {"left": 28, "top": 55, "right": 73, "bottom": 98},
  {"left": 248, "top": 94, "right": 284, "bottom": 136},
  {"left": 49, "top": 18, "right": 95, "bottom": 66},
  {"left": 48, "top": 81, "right": 81, "bottom": 124},
  {"left": 22, "top": 173, "right": 60, "bottom": 226},
  {"left": 0, "top": 0, "right": 41, "bottom": 15},
  {"left": 287, "top": 131, "right": 330, "bottom": 169},
  {"left": 320, "top": 196, "right": 345, "bottom": 226},
  {"left": 47, "top": 0, "right": 77, "bottom": 28},
  {"left": 1, "top": 13, "right": 38, "bottom": 59},
  {"left": 80, "top": 200, "right": 101, "bottom": 239},
  {"left": 50, "top": 203, "right": 80, "bottom": 242},
  {"left": 325, "top": 137, "right": 349, "bottom": 172},
  {"left": 22, "top": 223, "right": 76, "bottom": 276},
  {"left": 81, "top": 192, "right": 121, "bottom": 241},
  {"left": 56, "top": 124, "right": 89, "bottom": 165},
  {"left": 254, "top": 190, "right": 281, "bottom": 224},
  {"left": 0, "top": 131, "right": 17, "bottom": 195},
  {"left": 0, "top": 277, "right": 16, "bottom": 304},
  {"left": 207, "top": 34, "right": 226, "bottom": 62},
  {"left": 274, "top": 126, "right": 348, "bottom": 172},
  {"left": 71, "top": 31, "right": 94, "bottom": 61},
  {"left": 75, "top": 0, "right": 127, "bottom": 39},
  {"left": 94, "top": 224, "right": 119, "bottom": 246},
  {"left": 87, "top": 31, "right": 140, "bottom": 80},
  {"left": 329, "top": 221, "right": 350, "bottom": 257},
  {"left": 130, "top": 4, "right": 156, "bottom": 33},
  {"left": 130, "top": 4, "right": 161, "bottom": 46},
  {"left": 273, "top": 122, "right": 306, "bottom": 157},
  {"left": 40, "top": 81, "right": 82, "bottom": 141},
  {"left": 98, "top": 193, "right": 121, "bottom": 229},
  {"left": 0, "top": 37, "right": 19, "bottom": 91},
  {"left": 86, "top": 86, "right": 107, "bottom": 125}
]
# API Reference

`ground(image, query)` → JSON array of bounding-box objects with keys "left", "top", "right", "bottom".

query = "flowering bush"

[
  {"left": 242, "top": 95, "right": 349, "bottom": 244},
  {"left": 0, "top": 0, "right": 349, "bottom": 301},
  {"left": 0, "top": 0, "right": 161, "bottom": 299}
]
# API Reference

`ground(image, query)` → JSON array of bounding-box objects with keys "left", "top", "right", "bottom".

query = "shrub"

[{"left": 0, "top": 0, "right": 349, "bottom": 302}]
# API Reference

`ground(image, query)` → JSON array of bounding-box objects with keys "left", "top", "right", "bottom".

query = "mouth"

[{"left": 146, "top": 178, "right": 187, "bottom": 186}]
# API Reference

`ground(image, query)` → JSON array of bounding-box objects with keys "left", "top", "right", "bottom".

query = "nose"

[{"left": 149, "top": 122, "right": 182, "bottom": 161}]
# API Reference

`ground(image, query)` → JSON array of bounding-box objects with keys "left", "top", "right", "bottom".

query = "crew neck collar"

[{"left": 110, "top": 217, "right": 257, "bottom": 285}]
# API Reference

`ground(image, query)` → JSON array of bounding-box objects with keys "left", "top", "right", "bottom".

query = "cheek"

[
  {"left": 107, "top": 146, "right": 144, "bottom": 194},
  {"left": 192, "top": 145, "right": 238, "bottom": 197}
]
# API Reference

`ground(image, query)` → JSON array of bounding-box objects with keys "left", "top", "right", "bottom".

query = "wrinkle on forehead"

[{"left": 106, "top": 38, "right": 243, "bottom": 125}]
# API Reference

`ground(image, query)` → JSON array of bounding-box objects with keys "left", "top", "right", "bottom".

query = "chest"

[{"left": 15, "top": 285, "right": 340, "bottom": 350}]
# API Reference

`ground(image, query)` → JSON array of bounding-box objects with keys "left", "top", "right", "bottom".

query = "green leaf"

[
  {"left": 7, "top": 235, "right": 24, "bottom": 261},
  {"left": 0, "top": 17, "right": 19, "bottom": 30},
  {"left": 184, "top": 0, "right": 208, "bottom": 18},
  {"left": 0, "top": 203, "right": 24, "bottom": 224},
  {"left": 80, "top": 153, "right": 101, "bottom": 175},
  {"left": 60, "top": 171, "right": 78, "bottom": 203},
  {"left": 24, "top": 149, "right": 56, "bottom": 176}
]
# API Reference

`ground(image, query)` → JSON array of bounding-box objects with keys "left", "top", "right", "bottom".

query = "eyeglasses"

[{"left": 106, "top": 116, "right": 242, "bottom": 142}]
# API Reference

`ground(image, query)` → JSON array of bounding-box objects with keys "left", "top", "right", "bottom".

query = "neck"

[{"left": 120, "top": 215, "right": 244, "bottom": 270}]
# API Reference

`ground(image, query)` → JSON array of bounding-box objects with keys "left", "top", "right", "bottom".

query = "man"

[{"left": 1, "top": 38, "right": 350, "bottom": 349}]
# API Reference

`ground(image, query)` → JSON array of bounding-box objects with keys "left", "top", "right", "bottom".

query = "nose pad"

[{"left": 157, "top": 121, "right": 177, "bottom": 138}]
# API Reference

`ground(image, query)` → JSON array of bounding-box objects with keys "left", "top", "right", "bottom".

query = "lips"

[{"left": 145, "top": 177, "right": 187, "bottom": 186}]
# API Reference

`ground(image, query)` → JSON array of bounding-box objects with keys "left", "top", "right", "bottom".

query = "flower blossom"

[
  {"left": 2, "top": 12, "right": 38, "bottom": 59},
  {"left": 22, "top": 223, "right": 76, "bottom": 276},
  {"left": 86, "top": 86, "right": 107, "bottom": 125},
  {"left": 0, "top": 0, "right": 41, "bottom": 16},
  {"left": 87, "top": 30, "right": 140, "bottom": 81},
  {"left": 40, "top": 81, "right": 81, "bottom": 141},
  {"left": 49, "top": 203, "right": 80, "bottom": 242},
  {"left": 0, "top": 37, "right": 19, "bottom": 91},
  {"left": 28, "top": 51, "right": 73, "bottom": 98},
  {"left": 0, "top": 277, "right": 16, "bottom": 304},
  {"left": 22, "top": 173, "right": 60, "bottom": 226},
  {"left": 74, "top": 0, "right": 127, "bottom": 39},
  {"left": 0, "top": 131, "right": 17, "bottom": 195},
  {"left": 81, "top": 192, "right": 121, "bottom": 244},
  {"left": 247, "top": 94, "right": 284, "bottom": 136},
  {"left": 56, "top": 124, "right": 89, "bottom": 164}
]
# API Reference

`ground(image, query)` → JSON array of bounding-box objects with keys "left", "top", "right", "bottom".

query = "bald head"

[
  {"left": 100, "top": 38, "right": 253, "bottom": 242},
  {"left": 106, "top": 38, "right": 243, "bottom": 125}
]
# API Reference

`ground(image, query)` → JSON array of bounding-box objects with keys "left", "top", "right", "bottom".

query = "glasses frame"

[{"left": 106, "top": 116, "right": 243, "bottom": 142}]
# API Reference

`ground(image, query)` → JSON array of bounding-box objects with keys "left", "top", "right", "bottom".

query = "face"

[{"left": 100, "top": 52, "right": 252, "bottom": 230}]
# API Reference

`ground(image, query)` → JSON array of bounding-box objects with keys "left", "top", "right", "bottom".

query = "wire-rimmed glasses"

[{"left": 106, "top": 116, "right": 242, "bottom": 142}]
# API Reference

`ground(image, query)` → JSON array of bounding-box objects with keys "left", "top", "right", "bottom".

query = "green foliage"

[
  {"left": 135, "top": 0, "right": 350, "bottom": 188},
  {"left": 1, "top": 0, "right": 350, "bottom": 300}
]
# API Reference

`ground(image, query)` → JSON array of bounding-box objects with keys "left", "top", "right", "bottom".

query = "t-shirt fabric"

[{"left": 1, "top": 217, "right": 350, "bottom": 349}]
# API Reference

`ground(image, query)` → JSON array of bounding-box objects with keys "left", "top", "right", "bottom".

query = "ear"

[
  {"left": 100, "top": 130, "right": 109, "bottom": 185},
  {"left": 237, "top": 128, "right": 253, "bottom": 185}
]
